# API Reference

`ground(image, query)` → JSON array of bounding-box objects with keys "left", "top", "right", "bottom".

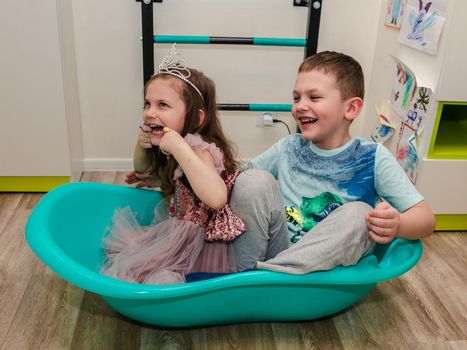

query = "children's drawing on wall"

[
  {"left": 398, "top": 0, "right": 446, "bottom": 55},
  {"left": 397, "top": 122, "right": 419, "bottom": 183},
  {"left": 390, "top": 57, "right": 417, "bottom": 116},
  {"left": 385, "top": 0, "right": 407, "bottom": 29},
  {"left": 388, "top": 57, "right": 432, "bottom": 183},
  {"left": 404, "top": 86, "right": 433, "bottom": 133},
  {"left": 371, "top": 107, "right": 397, "bottom": 144},
  {"left": 386, "top": 57, "right": 433, "bottom": 183}
]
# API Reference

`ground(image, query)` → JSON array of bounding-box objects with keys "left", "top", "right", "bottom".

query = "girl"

[{"left": 101, "top": 45, "right": 246, "bottom": 284}]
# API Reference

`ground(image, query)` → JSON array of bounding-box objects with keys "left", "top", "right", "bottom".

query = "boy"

[{"left": 230, "top": 51, "right": 435, "bottom": 274}]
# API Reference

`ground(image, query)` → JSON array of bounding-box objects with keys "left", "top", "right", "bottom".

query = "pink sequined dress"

[{"left": 100, "top": 134, "right": 245, "bottom": 285}]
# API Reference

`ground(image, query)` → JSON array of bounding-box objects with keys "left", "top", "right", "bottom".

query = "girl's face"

[{"left": 143, "top": 77, "right": 186, "bottom": 146}]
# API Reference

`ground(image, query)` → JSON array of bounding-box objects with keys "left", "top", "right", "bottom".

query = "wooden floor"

[{"left": 1, "top": 172, "right": 466, "bottom": 350}]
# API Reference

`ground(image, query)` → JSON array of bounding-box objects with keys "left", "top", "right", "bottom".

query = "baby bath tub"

[{"left": 25, "top": 182, "right": 422, "bottom": 327}]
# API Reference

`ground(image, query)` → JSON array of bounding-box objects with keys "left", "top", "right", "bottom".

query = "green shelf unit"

[
  {"left": 434, "top": 214, "right": 467, "bottom": 231},
  {"left": 428, "top": 101, "right": 467, "bottom": 159},
  {"left": 0, "top": 176, "right": 70, "bottom": 192}
]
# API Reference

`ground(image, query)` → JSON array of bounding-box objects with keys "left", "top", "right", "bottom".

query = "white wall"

[
  {"left": 317, "top": 0, "right": 382, "bottom": 137},
  {"left": 0, "top": 0, "right": 82, "bottom": 179},
  {"left": 436, "top": 0, "right": 467, "bottom": 101},
  {"left": 360, "top": 0, "right": 467, "bottom": 214},
  {"left": 361, "top": 0, "right": 453, "bottom": 154},
  {"left": 71, "top": 0, "right": 382, "bottom": 169}
]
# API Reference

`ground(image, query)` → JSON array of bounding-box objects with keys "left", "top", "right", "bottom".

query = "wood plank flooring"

[{"left": 1, "top": 172, "right": 466, "bottom": 350}]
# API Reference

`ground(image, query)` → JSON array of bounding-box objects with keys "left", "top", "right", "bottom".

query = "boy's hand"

[
  {"left": 159, "top": 127, "right": 184, "bottom": 156},
  {"left": 366, "top": 201, "right": 400, "bottom": 244},
  {"left": 139, "top": 124, "right": 153, "bottom": 149}
]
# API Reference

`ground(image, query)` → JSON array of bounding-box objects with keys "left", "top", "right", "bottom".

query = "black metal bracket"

[
  {"left": 137, "top": 0, "right": 322, "bottom": 110},
  {"left": 140, "top": 0, "right": 156, "bottom": 84},
  {"left": 304, "top": 0, "right": 322, "bottom": 58},
  {"left": 293, "top": 0, "right": 309, "bottom": 7}
]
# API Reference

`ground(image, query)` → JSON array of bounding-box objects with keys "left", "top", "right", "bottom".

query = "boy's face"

[{"left": 292, "top": 70, "right": 355, "bottom": 150}]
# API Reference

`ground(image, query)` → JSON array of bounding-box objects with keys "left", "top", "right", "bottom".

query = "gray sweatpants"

[
  {"left": 230, "top": 169, "right": 375, "bottom": 274},
  {"left": 230, "top": 169, "right": 291, "bottom": 271}
]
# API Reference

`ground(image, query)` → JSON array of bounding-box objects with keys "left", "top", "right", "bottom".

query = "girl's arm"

[
  {"left": 133, "top": 125, "right": 154, "bottom": 173},
  {"left": 160, "top": 131, "right": 227, "bottom": 209},
  {"left": 125, "top": 126, "right": 158, "bottom": 187},
  {"left": 133, "top": 141, "right": 153, "bottom": 173}
]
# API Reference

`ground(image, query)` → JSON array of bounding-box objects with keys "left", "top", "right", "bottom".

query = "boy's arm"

[
  {"left": 366, "top": 200, "right": 435, "bottom": 244},
  {"left": 245, "top": 136, "right": 288, "bottom": 178},
  {"left": 371, "top": 144, "right": 435, "bottom": 243},
  {"left": 399, "top": 200, "right": 435, "bottom": 239}
]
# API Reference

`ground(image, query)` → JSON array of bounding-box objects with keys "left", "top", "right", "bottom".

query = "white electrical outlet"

[
  {"left": 256, "top": 114, "right": 264, "bottom": 126},
  {"left": 256, "top": 112, "right": 274, "bottom": 126}
]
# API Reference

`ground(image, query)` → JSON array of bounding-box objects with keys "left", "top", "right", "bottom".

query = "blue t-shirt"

[{"left": 249, "top": 134, "right": 423, "bottom": 242}]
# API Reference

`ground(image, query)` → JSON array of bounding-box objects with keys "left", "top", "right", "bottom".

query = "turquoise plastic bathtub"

[{"left": 25, "top": 182, "right": 422, "bottom": 327}]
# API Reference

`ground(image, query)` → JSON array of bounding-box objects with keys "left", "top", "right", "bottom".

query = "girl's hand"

[
  {"left": 138, "top": 124, "right": 153, "bottom": 149},
  {"left": 159, "top": 127, "right": 184, "bottom": 156},
  {"left": 125, "top": 170, "right": 158, "bottom": 188},
  {"left": 366, "top": 201, "right": 400, "bottom": 244}
]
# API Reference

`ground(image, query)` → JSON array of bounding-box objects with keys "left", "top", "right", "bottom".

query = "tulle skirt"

[{"left": 101, "top": 207, "right": 237, "bottom": 285}]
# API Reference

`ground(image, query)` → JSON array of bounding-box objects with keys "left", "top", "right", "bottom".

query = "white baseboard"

[{"left": 83, "top": 158, "right": 133, "bottom": 171}]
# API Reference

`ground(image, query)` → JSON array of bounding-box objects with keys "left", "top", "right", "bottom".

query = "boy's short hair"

[{"left": 298, "top": 51, "right": 364, "bottom": 101}]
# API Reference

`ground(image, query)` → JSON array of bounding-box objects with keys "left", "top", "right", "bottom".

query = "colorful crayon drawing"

[
  {"left": 397, "top": 122, "right": 418, "bottom": 183},
  {"left": 407, "top": 1, "right": 438, "bottom": 44},
  {"left": 398, "top": 0, "right": 446, "bottom": 55},
  {"left": 404, "top": 86, "right": 432, "bottom": 133},
  {"left": 390, "top": 57, "right": 417, "bottom": 116},
  {"left": 371, "top": 114, "right": 396, "bottom": 144},
  {"left": 385, "top": 0, "right": 406, "bottom": 29}
]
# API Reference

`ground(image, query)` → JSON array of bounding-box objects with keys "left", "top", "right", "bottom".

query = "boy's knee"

[
  {"left": 231, "top": 169, "right": 278, "bottom": 205},
  {"left": 236, "top": 169, "right": 276, "bottom": 191},
  {"left": 332, "top": 202, "right": 374, "bottom": 265},
  {"left": 334, "top": 201, "right": 371, "bottom": 234},
  {"left": 342, "top": 201, "right": 372, "bottom": 217}
]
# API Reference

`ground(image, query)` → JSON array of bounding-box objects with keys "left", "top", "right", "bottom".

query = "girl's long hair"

[{"left": 145, "top": 69, "right": 238, "bottom": 197}]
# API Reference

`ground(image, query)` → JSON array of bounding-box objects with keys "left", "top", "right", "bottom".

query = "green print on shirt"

[
  {"left": 301, "top": 192, "right": 344, "bottom": 231},
  {"left": 285, "top": 192, "right": 343, "bottom": 243}
]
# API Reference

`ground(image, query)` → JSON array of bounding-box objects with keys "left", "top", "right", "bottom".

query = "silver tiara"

[{"left": 154, "top": 44, "right": 204, "bottom": 102}]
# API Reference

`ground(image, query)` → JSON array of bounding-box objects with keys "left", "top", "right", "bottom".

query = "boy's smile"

[
  {"left": 292, "top": 70, "right": 356, "bottom": 150},
  {"left": 298, "top": 116, "right": 318, "bottom": 125}
]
